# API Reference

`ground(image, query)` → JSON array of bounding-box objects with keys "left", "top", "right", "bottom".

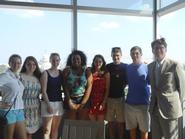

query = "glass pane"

[
  {"left": 5, "top": 0, "right": 71, "bottom": 5},
  {"left": 0, "top": 8, "right": 71, "bottom": 71},
  {"left": 77, "top": 0, "right": 153, "bottom": 11},
  {"left": 159, "top": 0, "right": 179, "bottom": 8},
  {"left": 78, "top": 13, "right": 153, "bottom": 66},
  {"left": 158, "top": 7, "right": 185, "bottom": 65}
]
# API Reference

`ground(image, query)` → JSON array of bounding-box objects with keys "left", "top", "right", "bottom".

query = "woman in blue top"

[
  {"left": 63, "top": 50, "right": 93, "bottom": 120},
  {"left": 40, "top": 53, "right": 64, "bottom": 139},
  {"left": 125, "top": 46, "right": 150, "bottom": 139}
]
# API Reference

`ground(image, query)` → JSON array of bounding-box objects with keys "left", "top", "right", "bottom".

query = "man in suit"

[{"left": 148, "top": 38, "right": 185, "bottom": 139}]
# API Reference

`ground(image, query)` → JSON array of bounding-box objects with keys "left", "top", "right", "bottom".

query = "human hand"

[
  {"left": 68, "top": 100, "right": 80, "bottom": 110},
  {"left": 99, "top": 102, "right": 106, "bottom": 111},
  {"left": 47, "top": 104, "right": 53, "bottom": 114}
]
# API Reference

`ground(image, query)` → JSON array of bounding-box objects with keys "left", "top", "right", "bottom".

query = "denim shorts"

[{"left": 0, "top": 109, "right": 25, "bottom": 124}]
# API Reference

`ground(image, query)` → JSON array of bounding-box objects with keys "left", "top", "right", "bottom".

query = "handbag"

[{"left": 0, "top": 115, "right": 8, "bottom": 126}]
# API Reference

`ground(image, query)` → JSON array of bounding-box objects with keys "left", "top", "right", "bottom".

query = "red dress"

[{"left": 89, "top": 72, "right": 107, "bottom": 115}]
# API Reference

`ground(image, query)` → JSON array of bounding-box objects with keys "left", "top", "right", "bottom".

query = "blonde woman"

[{"left": 40, "top": 53, "right": 64, "bottom": 139}]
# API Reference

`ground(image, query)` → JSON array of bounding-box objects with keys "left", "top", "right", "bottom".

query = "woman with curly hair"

[{"left": 63, "top": 50, "right": 93, "bottom": 120}]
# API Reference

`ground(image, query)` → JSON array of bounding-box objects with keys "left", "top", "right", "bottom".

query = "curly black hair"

[{"left": 66, "top": 50, "right": 87, "bottom": 67}]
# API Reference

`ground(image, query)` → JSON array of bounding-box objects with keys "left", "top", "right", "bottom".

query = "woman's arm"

[
  {"left": 40, "top": 71, "right": 53, "bottom": 113},
  {"left": 80, "top": 67, "right": 93, "bottom": 107},
  {"left": 62, "top": 68, "right": 71, "bottom": 101},
  {"left": 40, "top": 71, "right": 49, "bottom": 103},
  {"left": 103, "top": 71, "right": 110, "bottom": 104}
]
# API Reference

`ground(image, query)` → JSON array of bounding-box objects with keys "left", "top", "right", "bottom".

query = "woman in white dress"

[{"left": 20, "top": 56, "right": 41, "bottom": 139}]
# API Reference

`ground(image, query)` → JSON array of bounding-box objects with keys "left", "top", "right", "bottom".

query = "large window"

[
  {"left": 78, "top": 13, "right": 153, "bottom": 66},
  {"left": 158, "top": 7, "right": 185, "bottom": 64},
  {"left": 0, "top": 8, "right": 71, "bottom": 70}
]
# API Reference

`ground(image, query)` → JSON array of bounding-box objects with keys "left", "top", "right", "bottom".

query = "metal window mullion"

[
  {"left": 153, "top": 0, "right": 158, "bottom": 40},
  {"left": 72, "top": 0, "right": 77, "bottom": 51}
]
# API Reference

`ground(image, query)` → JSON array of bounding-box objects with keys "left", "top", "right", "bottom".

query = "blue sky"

[{"left": 0, "top": 1, "right": 185, "bottom": 68}]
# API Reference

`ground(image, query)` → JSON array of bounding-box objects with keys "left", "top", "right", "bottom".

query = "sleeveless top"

[
  {"left": 89, "top": 72, "right": 107, "bottom": 115},
  {"left": 91, "top": 72, "right": 106, "bottom": 105},
  {"left": 46, "top": 70, "right": 63, "bottom": 101},
  {"left": 66, "top": 67, "right": 87, "bottom": 97}
]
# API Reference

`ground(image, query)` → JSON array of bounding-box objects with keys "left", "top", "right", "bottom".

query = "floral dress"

[
  {"left": 89, "top": 72, "right": 106, "bottom": 115},
  {"left": 21, "top": 74, "right": 41, "bottom": 134}
]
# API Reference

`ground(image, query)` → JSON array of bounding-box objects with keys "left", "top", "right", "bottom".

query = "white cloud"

[
  {"left": 142, "top": 4, "right": 151, "bottom": 10},
  {"left": 3, "top": 0, "right": 44, "bottom": 18},
  {"left": 92, "top": 21, "right": 120, "bottom": 31},
  {"left": 3, "top": 9, "right": 44, "bottom": 18},
  {"left": 19, "top": 9, "right": 44, "bottom": 18}
]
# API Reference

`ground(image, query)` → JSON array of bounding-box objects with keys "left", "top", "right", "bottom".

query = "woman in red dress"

[{"left": 89, "top": 54, "right": 110, "bottom": 122}]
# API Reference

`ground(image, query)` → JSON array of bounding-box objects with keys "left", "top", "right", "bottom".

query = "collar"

[
  {"left": 156, "top": 57, "right": 165, "bottom": 66},
  {"left": 6, "top": 69, "right": 20, "bottom": 79}
]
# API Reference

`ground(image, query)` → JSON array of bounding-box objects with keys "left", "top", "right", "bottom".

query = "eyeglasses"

[{"left": 154, "top": 46, "right": 165, "bottom": 50}]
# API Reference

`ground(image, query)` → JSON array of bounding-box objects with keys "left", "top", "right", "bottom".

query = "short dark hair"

[
  {"left": 111, "top": 47, "right": 122, "bottom": 55},
  {"left": 130, "top": 46, "right": 142, "bottom": 55},
  {"left": 8, "top": 54, "right": 22, "bottom": 65},
  {"left": 151, "top": 38, "right": 167, "bottom": 49}
]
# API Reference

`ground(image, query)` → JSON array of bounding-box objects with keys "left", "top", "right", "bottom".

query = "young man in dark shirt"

[{"left": 106, "top": 47, "right": 127, "bottom": 139}]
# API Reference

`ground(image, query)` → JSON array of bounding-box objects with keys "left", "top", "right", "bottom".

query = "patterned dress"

[
  {"left": 21, "top": 74, "right": 41, "bottom": 134},
  {"left": 89, "top": 72, "right": 106, "bottom": 115}
]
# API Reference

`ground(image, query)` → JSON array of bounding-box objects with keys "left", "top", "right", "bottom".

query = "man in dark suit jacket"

[{"left": 148, "top": 38, "right": 185, "bottom": 139}]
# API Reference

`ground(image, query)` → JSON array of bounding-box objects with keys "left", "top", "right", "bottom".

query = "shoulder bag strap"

[{"left": 3, "top": 94, "right": 18, "bottom": 117}]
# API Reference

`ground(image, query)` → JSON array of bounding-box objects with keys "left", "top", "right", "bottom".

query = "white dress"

[{"left": 21, "top": 74, "right": 41, "bottom": 134}]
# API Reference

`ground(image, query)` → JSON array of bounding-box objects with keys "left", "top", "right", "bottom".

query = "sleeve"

[
  {"left": 0, "top": 73, "right": 7, "bottom": 87},
  {"left": 175, "top": 63, "right": 185, "bottom": 102}
]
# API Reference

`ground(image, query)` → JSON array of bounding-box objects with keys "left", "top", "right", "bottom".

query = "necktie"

[{"left": 155, "top": 62, "right": 161, "bottom": 86}]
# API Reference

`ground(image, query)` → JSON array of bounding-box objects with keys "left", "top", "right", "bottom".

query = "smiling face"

[
  {"left": 25, "top": 60, "right": 37, "bottom": 74},
  {"left": 130, "top": 48, "right": 142, "bottom": 64},
  {"left": 93, "top": 57, "right": 103, "bottom": 71},
  {"left": 50, "top": 54, "right": 60, "bottom": 68},
  {"left": 9, "top": 56, "right": 22, "bottom": 73},
  {"left": 72, "top": 54, "right": 82, "bottom": 68},
  {"left": 152, "top": 43, "right": 167, "bottom": 61}
]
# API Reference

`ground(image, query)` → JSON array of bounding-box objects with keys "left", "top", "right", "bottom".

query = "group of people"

[{"left": 0, "top": 37, "right": 185, "bottom": 139}]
